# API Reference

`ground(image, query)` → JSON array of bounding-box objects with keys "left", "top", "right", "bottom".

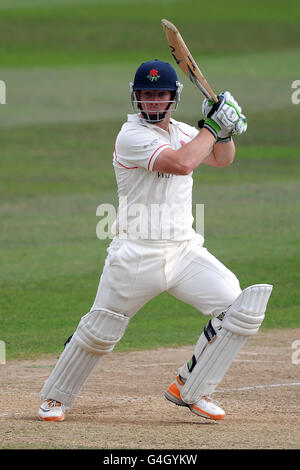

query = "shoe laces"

[{"left": 47, "top": 399, "right": 61, "bottom": 408}]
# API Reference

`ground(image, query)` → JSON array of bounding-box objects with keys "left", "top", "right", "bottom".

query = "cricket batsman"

[{"left": 38, "top": 60, "right": 272, "bottom": 422}]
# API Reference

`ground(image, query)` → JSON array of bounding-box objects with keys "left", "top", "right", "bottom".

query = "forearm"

[
  {"left": 176, "top": 128, "right": 216, "bottom": 170},
  {"left": 153, "top": 127, "right": 215, "bottom": 175},
  {"left": 202, "top": 138, "right": 235, "bottom": 167}
]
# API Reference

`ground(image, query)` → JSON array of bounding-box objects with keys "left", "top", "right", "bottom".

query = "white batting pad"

[
  {"left": 181, "top": 284, "right": 273, "bottom": 404},
  {"left": 40, "top": 338, "right": 101, "bottom": 409},
  {"left": 40, "top": 308, "right": 129, "bottom": 409}
]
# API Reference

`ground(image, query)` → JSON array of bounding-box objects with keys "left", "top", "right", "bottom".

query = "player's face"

[{"left": 139, "top": 90, "right": 173, "bottom": 115}]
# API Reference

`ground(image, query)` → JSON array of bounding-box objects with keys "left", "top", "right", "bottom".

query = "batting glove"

[{"left": 199, "top": 91, "right": 247, "bottom": 139}]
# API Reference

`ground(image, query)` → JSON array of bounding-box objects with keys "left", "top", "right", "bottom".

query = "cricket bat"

[{"left": 161, "top": 19, "right": 218, "bottom": 103}]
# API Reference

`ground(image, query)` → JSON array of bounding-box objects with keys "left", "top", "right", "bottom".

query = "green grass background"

[{"left": 0, "top": 0, "right": 299, "bottom": 359}]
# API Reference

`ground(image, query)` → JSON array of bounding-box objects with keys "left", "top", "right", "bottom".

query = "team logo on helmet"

[{"left": 147, "top": 68, "right": 160, "bottom": 82}]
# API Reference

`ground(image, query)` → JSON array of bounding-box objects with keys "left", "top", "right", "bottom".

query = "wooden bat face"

[{"left": 161, "top": 19, "right": 218, "bottom": 103}]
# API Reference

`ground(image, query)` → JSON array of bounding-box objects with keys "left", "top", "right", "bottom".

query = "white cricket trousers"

[
  {"left": 40, "top": 234, "right": 241, "bottom": 408},
  {"left": 92, "top": 234, "right": 241, "bottom": 318}
]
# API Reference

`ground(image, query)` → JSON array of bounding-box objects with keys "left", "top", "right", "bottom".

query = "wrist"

[
  {"left": 204, "top": 117, "right": 220, "bottom": 139},
  {"left": 198, "top": 118, "right": 220, "bottom": 139},
  {"left": 216, "top": 136, "right": 232, "bottom": 143}
]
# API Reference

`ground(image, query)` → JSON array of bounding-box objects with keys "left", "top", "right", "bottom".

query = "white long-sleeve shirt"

[{"left": 112, "top": 114, "right": 203, "bottom": 241}]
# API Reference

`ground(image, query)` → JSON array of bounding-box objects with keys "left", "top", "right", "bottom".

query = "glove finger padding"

[{"left": 234, "top": 113, "right": 247, "bottom": 135}]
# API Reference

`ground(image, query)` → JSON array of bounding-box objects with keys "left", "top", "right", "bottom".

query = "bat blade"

[{"left": 161, "top": 19, "right": 218, "bottom": 102}]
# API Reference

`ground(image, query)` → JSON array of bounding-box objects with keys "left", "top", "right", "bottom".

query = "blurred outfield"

[{"left": 0, "top": 0, "right": 299, "bottom": 359}]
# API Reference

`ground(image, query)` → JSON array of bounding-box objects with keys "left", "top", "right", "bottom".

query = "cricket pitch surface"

[{"left": 1, "top": 328, "right": 299, "bottom": 449}]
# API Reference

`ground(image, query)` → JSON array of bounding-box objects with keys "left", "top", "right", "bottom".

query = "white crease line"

[
  {"left": 0, "top": 390, "right": 37, "bottom": 395},
  {"left": 132, "top": 362, "right": 177, "bottom": 367},
  {"left": 136, "top": 359, "right": 287, "bottom": 366},
  {"left": 238, "top": 352, "right": 259, "bottom": 355},
  {"left": 238, "top": 352, "right": 289, "bottom": 356},
  {"left": 234, "top": 359, "right": 286, "bottom": 363},
  {"left": 0, "top": 412, "right": 24, "bottom": 418},
  {"left": 215, "top": 382, "right": 300, "bottom": 393}
]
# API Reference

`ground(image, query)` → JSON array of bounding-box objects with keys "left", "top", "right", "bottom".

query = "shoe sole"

[
  {"left": 165, "top": 391, "right": 225, "bottom": 421},
  {"left": 164, "top": 391, "right": 188, "bottom": 407},
  {"left": 189, "top": 404, "right": 225, "bottom": 420},
  {"left": 39, "top": 413, "right": 65, "bottom": 422}
]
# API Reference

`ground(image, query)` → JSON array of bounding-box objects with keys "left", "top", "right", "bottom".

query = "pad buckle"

[{"left": 203, "top": 319, "right": 217, "bottom": 343}]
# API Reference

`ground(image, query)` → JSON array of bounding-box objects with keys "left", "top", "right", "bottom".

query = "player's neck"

[{"left": 155, "top": 116, "right": 170, "bottom": 133}]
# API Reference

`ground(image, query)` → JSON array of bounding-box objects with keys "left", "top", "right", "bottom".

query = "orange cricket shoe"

[
  {"left": 38, "top": 399, "right": 66, "bottom": 422},
  {"left": 165, "top": 376, "right": 226, "bottom": 420}
]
